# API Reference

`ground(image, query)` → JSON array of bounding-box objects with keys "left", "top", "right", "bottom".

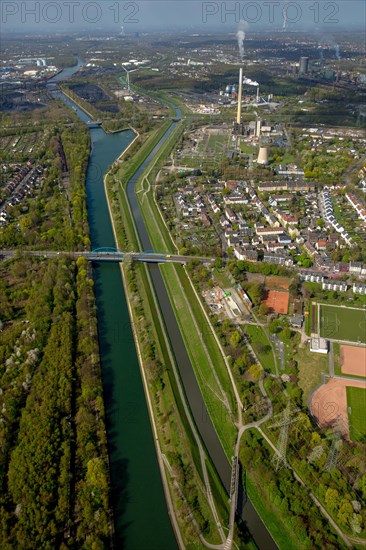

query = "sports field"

[
  {"left": 346, "top": 387, "right": 366, "bottom": 442},
  {"left": 341, "top": 345, "right": 366, "bottom": 377},
  {"left": 311, "top": 378, "right": 366, "bottom": 438},
  {"left": 319, "top": 304, "right": 366, "bottom": 343},
  {"left": 264, "top": 290, "right": 289, "bottom": 314}
]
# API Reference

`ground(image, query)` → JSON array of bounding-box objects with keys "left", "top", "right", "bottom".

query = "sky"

[{"left": 1, "top": 0, "right": 365, "bottom": 33}]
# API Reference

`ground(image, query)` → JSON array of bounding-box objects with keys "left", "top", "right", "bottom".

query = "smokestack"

[
  {"left": 237, "top": 67, "right": 243, "bottom": 125},
  {"left": 256, "top": 119, "right": 261, "bottom": 137},
  {"left": 256, "top": 86, "right": 259, "bottom": 103}
]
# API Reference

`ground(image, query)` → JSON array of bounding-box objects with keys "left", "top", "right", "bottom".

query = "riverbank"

[
  {"left": 103, "top": 163, "right": 184, "bottom": 547},
  {"left": 103, "top": 129, "right": 183, "bottom": 540},
  {"left": 59, "top": 86, "right": 96, "bottom": 120}
]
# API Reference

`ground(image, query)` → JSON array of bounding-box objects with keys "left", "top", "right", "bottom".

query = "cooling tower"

[
  {"left": 257, "top": 147, "right": 268, "bottom": 165},
  {"left": 236, "top": 67, "right": 243, "bottom": 125}
]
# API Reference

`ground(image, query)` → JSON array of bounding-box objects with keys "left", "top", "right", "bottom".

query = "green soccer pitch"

[
  {"left": 347, "top": 387, "right": 366, "bottom": 442},
  {"left": 319, "top": 304, "right": 366, "bottom": 344}
]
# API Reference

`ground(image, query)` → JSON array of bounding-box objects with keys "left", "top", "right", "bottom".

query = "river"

[{"left": 50, "top": 64, "right": 277, "bottom": 550}]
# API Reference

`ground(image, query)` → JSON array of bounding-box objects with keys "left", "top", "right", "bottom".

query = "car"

[{"left": 166, "top": 254, "right": 171, "bottom": 258}]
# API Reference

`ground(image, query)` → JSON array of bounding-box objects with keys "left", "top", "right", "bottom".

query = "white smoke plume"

[
  {"left": 243, "top": 76, "right": 259, "bottom": 86},
  {"left": 236, "top": 20, "right": 249, "bottom": 61},
  {"left": 335, "top": 44, "right": 341, "bottom": 60}
]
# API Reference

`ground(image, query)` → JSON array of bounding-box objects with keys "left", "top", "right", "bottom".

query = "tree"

[
  {"left": 248, "top": 363, "right": 263, "bottom": 381},
  {"left": 280, "top": 327, "right": 292, "bottom": 342},
  {"left": 259, "top": 302, "right": 269, "bottom": 316},
  {"left": 234, "top": 353, "right": 250, "bottom": 374},
  {"left": 289, "top": 278, "right": 300, "bottom": 298},
  {"left": 325, "top": 487, "right": 339, "bottom": 512},
  {"left": 230, "top": 330, "right": 241, "bottom": 348},
  {"left": 337, "top": 499, "right": 353, "bottom": 527},
  {"left": 250, "top": 283, "right": 264, "bottom": 306},
  {"left": 214, "top": 257, "right": 223, "bottom": 269},
  {"left": 269, "top": 319, "right": 281, "bottom": 334},
  {"left": 359, "top": 473, "right": 366, "bottom": 500}
]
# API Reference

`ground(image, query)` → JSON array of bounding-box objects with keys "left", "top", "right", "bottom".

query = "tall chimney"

[
  {"left": 236, "top": 67, "right": 243, "bottom": 125},
  {"left": 256, "top": 118, "right": 261, "bottom": 137},
  {"left": 256, "top": 85, "right": 259, "bottom": 103}
]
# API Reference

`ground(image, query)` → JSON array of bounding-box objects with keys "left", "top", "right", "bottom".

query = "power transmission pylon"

[
  {"left": 268, "top": 404, "right": 300, "bottom": 471},
  {"left": 325, "top": 419, "right": 343, "bottom": 472}
]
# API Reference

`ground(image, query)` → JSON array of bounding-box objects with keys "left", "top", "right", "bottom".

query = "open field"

[
  {"left": 341, "top": 345, "right": 366, "bottom": 377},
  {"left": 319, "top": 304, "right": 366, "bottom": 344},
  {"left": 263, "top": 290, "right": 289, "bottom": 314},
  {"left": 265, "top": 275, "right": 291, "bottom": 291},
  {"left": 244, "top": 324, "right": 276, "bottom": 374},
  {"left": 346, "top": 387, "right": 366, "bottom": 442},
  {"left": 311, "top": 378, "right": 366, "bottom": 438},
  {"left": 296, "top": 345, "right": 329, "bottom": 403}
]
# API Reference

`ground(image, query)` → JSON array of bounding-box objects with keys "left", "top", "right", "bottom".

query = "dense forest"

[
  {"left": 1, "top": 108, "right": 113, "bottom": 547},
  {"left": 0, "top": 256, "right": 111, "bottom": 548}
]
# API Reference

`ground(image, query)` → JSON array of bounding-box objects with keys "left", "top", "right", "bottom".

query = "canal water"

[{"left": 50, "top": 70, "right": 177, "bottom": 549}]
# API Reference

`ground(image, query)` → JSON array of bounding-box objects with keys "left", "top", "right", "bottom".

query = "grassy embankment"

[
  {"left": 132, "top": 121, "right": 238, "bottom": 456},
  {"left": 105, "top": 122, "right": 230, "bottom": 546},
  {"left": 244, "top": 453, "right": 301, "bottom": 550}
]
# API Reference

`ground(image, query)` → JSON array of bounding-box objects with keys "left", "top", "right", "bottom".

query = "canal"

[{"left": 50, "top": 64, "right": 277, "bottom": 550}]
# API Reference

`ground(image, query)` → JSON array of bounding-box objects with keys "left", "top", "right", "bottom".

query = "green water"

[{"left": 85, "top": 125, "right": 177, "bottom": 548}]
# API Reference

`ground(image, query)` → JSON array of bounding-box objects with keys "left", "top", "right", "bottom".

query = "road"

[{"left": 0, "top": 249, "right": 214, "bottom": 265}]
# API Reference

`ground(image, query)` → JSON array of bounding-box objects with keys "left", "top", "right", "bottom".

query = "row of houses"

[
  {"left": 257, "top": 181, "right": 316, "bottom": 192},
  {"left": 300, "top": 271, "right": 366, "bottom": 294},
  {"left": 319, "top": 189, "right": 355, "bottom": 247},
  {"left": 346, "top": 192, "right": 366, "bottom": 222}
]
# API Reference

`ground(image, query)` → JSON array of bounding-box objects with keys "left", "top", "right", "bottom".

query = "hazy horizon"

[{"left": 1, "top": 0, "right": 365, "bottom": 34}]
